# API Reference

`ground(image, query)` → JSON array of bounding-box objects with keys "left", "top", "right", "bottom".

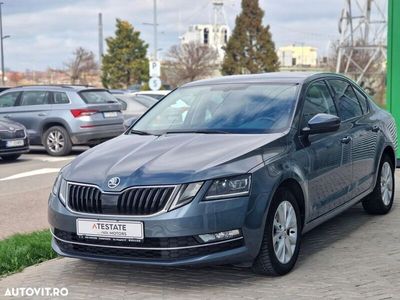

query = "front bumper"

[
  {"left": 0, "top": 138, "right": 29, "bottom": 155},
  {"left": 48, "top": 191, "right": 263, "bottom": 266}
]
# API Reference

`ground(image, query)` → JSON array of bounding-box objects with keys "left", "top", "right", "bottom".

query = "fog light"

[{"left": 198, "top": 229, "right": 241, "bottom": 243}]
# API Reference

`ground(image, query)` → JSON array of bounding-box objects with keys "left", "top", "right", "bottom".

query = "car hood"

[
  {"left": 0, "top": 119, "right": 24, "bottom": 131},
  {"left": 64, "top": 132, "right": 285, "bottom": 191}
]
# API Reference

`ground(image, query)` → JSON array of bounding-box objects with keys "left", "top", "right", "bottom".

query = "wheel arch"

[
  {"left": 41, "top": 120, "right": 71, "bottom": 141},
  {"left": 278, "top": 178, "right": 306, "bottom": 229},
  {"left": 382, "top": 145, "right": 396, "bottom": 168}
]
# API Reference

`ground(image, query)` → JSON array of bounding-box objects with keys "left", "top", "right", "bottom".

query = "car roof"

[
  {"left": 5, "top": 85, "right": 107, "bottom": 92},
  {"left": 182, "top": 72, "right": 348, "bottom": 87}
]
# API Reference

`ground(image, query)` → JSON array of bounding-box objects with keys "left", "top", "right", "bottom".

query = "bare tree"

[
  {"left": 7, "top": 71, "right": 24, "bottom": 86},
  {"left": 163, "top": 42, "right": 219, "bottom": 87},
  {"left": 64, "top": 47, "right": 98, "bottom": 84}
]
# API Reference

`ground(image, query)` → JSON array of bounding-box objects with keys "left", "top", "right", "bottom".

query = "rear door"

[
  {"left": 10, "top": 90, "right": 52, "bottom": 142},
  {"left": 77, "top": 89, "right": 124, "bottom": 126},
  {"left": 328, "top": 79, "right": 378, "bottom": 197}
]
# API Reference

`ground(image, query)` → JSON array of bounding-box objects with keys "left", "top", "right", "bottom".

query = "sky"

[{"left": 2, "top": 0, "right": 345, "bottom": 71}]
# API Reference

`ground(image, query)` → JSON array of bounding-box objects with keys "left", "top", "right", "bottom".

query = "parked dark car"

[
  {"left": 49, "top": 72, "right": 396, "bottom": 275},
  {"left": 0, "top": 118, "right": 29, "bottom": 161},
  {"left": 0, "top": 85, "right": 125, "bottom": 156},
  {"left": 115, "top": 94, "right": 157, "bottom": 128}
]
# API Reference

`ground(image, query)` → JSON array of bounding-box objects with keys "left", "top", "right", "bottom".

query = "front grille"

[
  {"left": 67, "top": 183, "right": 175, "bottom": 215},
  {"left": 55, "top": 236, "right": 244, "bottom": 261},
  {"left": 0, "top": 129, "right": 25, "bottom": 140}
]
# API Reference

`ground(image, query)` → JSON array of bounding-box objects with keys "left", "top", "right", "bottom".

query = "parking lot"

[
  {"left": 0, "top": 150, "right": 399, "bottom": 299},
  {"left": 0, "top": 147, "right": 85, "bottom": 239}
]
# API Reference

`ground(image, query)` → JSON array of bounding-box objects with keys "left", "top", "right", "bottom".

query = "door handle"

[
  {"left": 38, "top": 113, "right": 47, "bottom": 117},
  {"left": 341, "top": 136, "right": 352, "bottom": 144},
  {"left": 3, "top": 114, "right": 10, "bottom": 118},
  {"left": 371, "top": 125, "right": 380, "bottom": 132}
]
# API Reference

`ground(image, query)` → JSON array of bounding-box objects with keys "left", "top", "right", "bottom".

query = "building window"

[
  {"left": 223, "top": 29, "right": 228, "bottom": 43},
  {"left": 204, "top": 28, "right": 209, "bottom": 44}
]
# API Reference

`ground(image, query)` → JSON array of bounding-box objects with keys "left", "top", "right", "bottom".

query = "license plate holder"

[
  {"left": 6, "top": 139, "right": 24, "bottom": 148},
  {"left": 103, "top": 111, "right": 118, "bottom": 118},
  {"left": 76, "top": 219, "right": 144, "bottom": 241}
]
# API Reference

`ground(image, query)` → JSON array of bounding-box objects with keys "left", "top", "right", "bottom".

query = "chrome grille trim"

[{"left": 65, "top": 181, "right": 179, "bottom": 218}]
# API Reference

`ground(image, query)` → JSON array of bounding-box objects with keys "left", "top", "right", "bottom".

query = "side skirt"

[{"left": 302, "top": 188, "right": 372, "bottom": 234}]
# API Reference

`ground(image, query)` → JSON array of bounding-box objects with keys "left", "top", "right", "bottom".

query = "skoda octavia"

[{"left": 49, "top": 73, "right": 396, "bottom": 275}]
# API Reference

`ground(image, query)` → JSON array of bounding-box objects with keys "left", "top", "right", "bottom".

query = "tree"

[
  {"left": 163, "top": 42, "right": 219, "bottom": 87},
  {"left": 102, "top": 19, "right": 148, "bottom": 89},
  {"left": 221, "top": 0, "right": 279, "bottom": 75},
  {"left": 64, "top": 47, "right": 98, "bottom": 84}
]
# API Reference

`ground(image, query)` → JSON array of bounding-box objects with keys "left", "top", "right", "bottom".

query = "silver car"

[{"left": 0, "top": 85, "right": 125, "bottom": 156}]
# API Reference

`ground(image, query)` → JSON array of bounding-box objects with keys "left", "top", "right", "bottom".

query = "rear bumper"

[{"left": 70, "top": 125, "right": 125, "bottom": 145}]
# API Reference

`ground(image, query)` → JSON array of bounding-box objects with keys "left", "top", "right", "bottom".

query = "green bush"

[{"left": 0, "top": 230, "right": 57, "bottom": 277}]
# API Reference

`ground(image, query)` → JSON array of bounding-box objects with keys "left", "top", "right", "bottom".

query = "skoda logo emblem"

[
  {"left": 9, "top": 127, "right": 14, "bottom": 131},
  {"left": 108, "top": 177, "right": 120, "bottom": 189}
]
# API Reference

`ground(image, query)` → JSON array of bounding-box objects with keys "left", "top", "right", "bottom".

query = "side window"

[
  {"left": 20, "top": 91, "right": 50, "bottom": 106},
  {"left": 0, "top": 92, "right": 20, "bottom": 107},
  {"left": 301, "top": 81, "right": 337, "bottom": 128},
  {"left": 354, "top": 88, "right": 369, "bottom": 114},
  {"left": 53, "top": 92, "right": 70, "bottom": 104},
  {"left": 329, "top": 80, "right": 363, "bottom": 121}
]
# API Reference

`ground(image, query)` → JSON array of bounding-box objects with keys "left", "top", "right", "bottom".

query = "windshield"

[{"left": 132, "top": 83, "right": 299, "bottom": 134}]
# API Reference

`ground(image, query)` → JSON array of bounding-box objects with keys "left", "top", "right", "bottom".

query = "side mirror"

[
  {"left": 124, "top": 117, "right": 139, "bottom": 129},
  {"left": 301, "top": 113, "right": 340, "bottom": 135}
]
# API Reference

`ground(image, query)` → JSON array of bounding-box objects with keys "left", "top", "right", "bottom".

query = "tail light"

[{"left": 70, "top": 109, "right": 98, "bottom": 118}]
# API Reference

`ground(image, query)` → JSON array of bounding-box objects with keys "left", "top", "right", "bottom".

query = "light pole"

[
  {"left": 142, "top": 0, "right": 158, "bottom": 61},
  {"left": 0, "top": 2, "right": 8, "bottom": 86}
]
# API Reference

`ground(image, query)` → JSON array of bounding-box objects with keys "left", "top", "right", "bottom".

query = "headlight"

[
  {"left": 169, "top": 182, "right": 203, "bottom": 210},
  {"left": 52, "top": 173, "right": 68, "bottom": 205},
  {"left": 59, "top": 178, "right": 68, "bottom": 204},
  {"left": 52, "top": 174, "right": 62, "bottom": 195},
  {"left": 205, "top": 174, "right": 251, "bottom": 200}
]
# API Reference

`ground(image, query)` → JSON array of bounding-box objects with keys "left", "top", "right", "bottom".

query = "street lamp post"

[{"left": 0, "top": 2, "right": 8, "bottom": 86}]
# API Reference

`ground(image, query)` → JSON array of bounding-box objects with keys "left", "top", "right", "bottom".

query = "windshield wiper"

[
  {"left": 164, "top": 129, "right": 229, "bottom": 134},
  {"left": 130, "top": 129, "right": 155, "bottom": 136}
]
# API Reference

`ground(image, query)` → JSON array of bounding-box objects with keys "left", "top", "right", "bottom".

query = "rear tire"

[
  {"left": 1, "top": 154, "right": 21, "bottom": 161},
  {"left": 43, "top": 126, "right": 72, "bottom": 156},
  {"left": 362, "top": 155, "right": 394, "bottom": 215},
  {"left": 252, "top": 188, "right": 302, "bottom": 276}
]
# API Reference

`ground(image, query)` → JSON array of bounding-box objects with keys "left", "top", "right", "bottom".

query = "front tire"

[
  {"left": 362, "top": 155, "right": 394, "bottom": 215},
  {"left": 43, "top": 126, "right": 72, "bottom": 156},
  {"left": 252, "top": 188, "right": 302, "bottom": 276}
]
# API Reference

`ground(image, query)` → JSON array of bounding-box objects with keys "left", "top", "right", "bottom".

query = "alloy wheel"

[
  {"left": 47, "top": 130, "right": 65, "bottom": 153},
  {"left": 272, "top": 200, "right": 298, "bottom": 264},
  {"left": 380, "top": 161, "right": 393, "bottom": 206}
]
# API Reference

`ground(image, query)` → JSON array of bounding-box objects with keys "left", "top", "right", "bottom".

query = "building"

[
  {"left": 180, "top": 24, "right": 230, "bottom": 63},
  {"left": 277, "top": 45, "right": 318, "bottom": 67}
]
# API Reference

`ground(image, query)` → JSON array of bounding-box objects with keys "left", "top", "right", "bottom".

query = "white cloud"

[{"left": 2, "top": 0, "right": 347, "bottom": 70}]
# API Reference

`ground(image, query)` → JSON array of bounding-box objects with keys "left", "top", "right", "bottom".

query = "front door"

[{"left": 299, "top": 80, "right": 352, "bottom": 220}]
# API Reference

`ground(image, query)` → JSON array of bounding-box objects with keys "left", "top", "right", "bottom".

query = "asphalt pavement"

[{"left": 0, "top": 147, "right": 85, "bottom": 239}]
